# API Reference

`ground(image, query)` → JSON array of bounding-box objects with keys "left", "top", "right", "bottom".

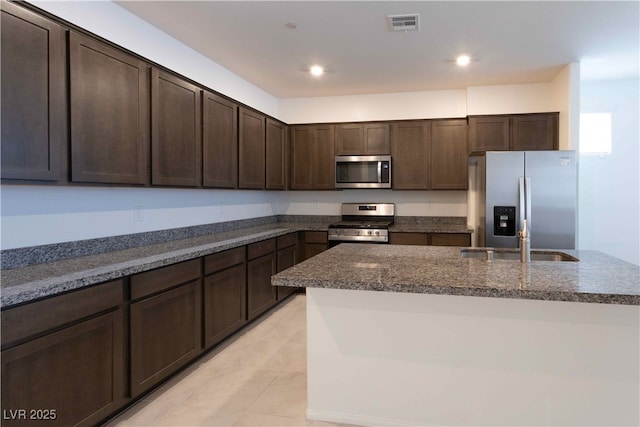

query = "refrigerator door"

[
  {"left": 525, "top": 151, "right": 577, "bottom": 249},
  {"left": 485, "top": 152, "right": 524, "bottom": 248}
]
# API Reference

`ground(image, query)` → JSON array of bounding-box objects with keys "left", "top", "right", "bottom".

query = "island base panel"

[{"left": 306, "top": 288, "right": 640, "bottom": 427}]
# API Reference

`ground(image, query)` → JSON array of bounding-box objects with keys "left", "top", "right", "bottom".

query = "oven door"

[{"left": 335, "top": 156, "right": 391, "bottom": 189}]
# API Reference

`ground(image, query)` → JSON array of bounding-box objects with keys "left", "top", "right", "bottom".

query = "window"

[{"left": 579, "top": 113, "right": 612, "bottom": 155}]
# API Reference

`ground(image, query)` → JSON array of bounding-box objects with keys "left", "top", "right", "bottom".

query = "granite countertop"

[
  {"left": 1, "top": 223, "right": 324, "bottom": 308},
  {"left": 272, "top": 244, "right": 640, "bottom": 305},
  {"left": 1, "top": 215, "right": 472, "bottom": 308}
]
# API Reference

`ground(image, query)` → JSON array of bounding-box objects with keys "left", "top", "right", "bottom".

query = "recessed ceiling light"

[
  {"left": 285, "top": 22, "right": 298, "bottom": 30},
  {"left": 310, "top": 65, "right": 324, "bottom": 76},
  {"left": 456, "top": 55, "right": 471, "bottom": 66}
]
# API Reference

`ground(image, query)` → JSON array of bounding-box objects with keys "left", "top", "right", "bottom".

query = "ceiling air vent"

[{"left": 387, "top": 14, "right": 420, "bottom": 32}]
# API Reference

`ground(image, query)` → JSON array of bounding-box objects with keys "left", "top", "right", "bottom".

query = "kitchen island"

[{"left": 272, "top": 244, "right": 640, "bottom": 426}]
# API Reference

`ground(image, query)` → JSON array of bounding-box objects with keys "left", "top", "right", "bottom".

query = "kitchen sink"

[{"left": 461, "top": 249, "right": 578, "bottom": 262}]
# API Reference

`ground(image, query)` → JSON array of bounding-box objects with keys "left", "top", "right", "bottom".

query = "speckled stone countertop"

[
  {"left": 1, "top": 223, "right": 322, "bottom": 308},
  {"left": 272, "top": 244, "right": 640, "bottom": 305}
]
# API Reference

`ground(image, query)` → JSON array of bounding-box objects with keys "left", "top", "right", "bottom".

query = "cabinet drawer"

[
  {"left": 204, "top": 247, "right": 245, "bottom": 275},
  {"left": 277, "top": 232, "right": 297, "bottom": 250},
  {"left": 429, "top": 233, "right": 471, "bottom": 247},
  {"left": 131, "top": 259, "right": 201, "bottom": 300},
  {"left": 1, "top": 279, "right": 123, "bottom": 348},
  {"left": 247, "top": 238, "right": 276, "bottom": 260},
  {"left": 389, "top": 232, "right": 429, "bottom": 246},
  {"left": 305, "top": 231, "right": 328, "bottom": 244}
]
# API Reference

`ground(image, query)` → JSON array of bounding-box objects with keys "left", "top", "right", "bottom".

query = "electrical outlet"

[{"left": 133, "top": 206, "right": 143, "bottom": 222}]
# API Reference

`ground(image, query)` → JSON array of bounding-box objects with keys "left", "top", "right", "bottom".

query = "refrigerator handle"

[
  {"left": 525, "top": 176, "right": 532, "bottom": 229},
  {"left": 518, "top": 177, "right": 525, "bottom": 233}
]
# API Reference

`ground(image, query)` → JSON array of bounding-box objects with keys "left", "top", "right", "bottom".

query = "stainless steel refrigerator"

[{"left": 471, "top": 151, "right": 577, "bottom": 249}]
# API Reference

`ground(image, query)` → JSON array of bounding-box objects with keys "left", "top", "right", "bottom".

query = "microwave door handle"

[{"left": 377, "top": 161, "right": 382, "bottom": 183}]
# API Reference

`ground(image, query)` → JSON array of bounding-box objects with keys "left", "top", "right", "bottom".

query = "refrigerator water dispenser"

[{"left": 493, "top": 206, "right": 516, "bottom": 236}]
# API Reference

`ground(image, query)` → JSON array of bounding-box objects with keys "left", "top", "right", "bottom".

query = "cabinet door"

[
  {"left": 266, "top": 119, "right": 287, "bottom": 190},
  {"left": 302, "top": 231, "right": 328, "bottom": 261},
  {"left": 1, "top": 2, "right": 66, "bottom": 181},
  {"left": 247, "top": 253, "right": 276, "bottom": 320},
  {"left": 130, "top": 281, "right": 202, "bottom": 397},
  {"left": 468, "top": 116, "right": 510, "bottom": 153},
  {"left": 276, "top": 245, "right": 297, "bottom": 300},
  {"left": 335, "top": 123, "right": 389, "bottom": 155},
  {"left": 391, "top": 121, "right": 430, "bottom": 189},
  {"left": 1, "top": 311, "right": 124, "bottom": 427},
  {"left": 203, "top": 91, "right": 237, "bottom": 188},
  {"left": 239, "top": 107, "right": 266, "bottom": 189},
  {"left": 203, "top": 263, "right": 247, "bottom": 349},
  {"left": 69, "top": 32, "right": 150, "bottom": 185},
  {"left": 335, "top": 123, "right": 364, "bottom": 155},
  {"left": 151, "top": 69, "right": 202, "bottom": 187},
  {"left": 364, "top": 123, "right": 390, "bottom": 154},
  {"left": 431, "top": 119, "right": 468, "bottom": 190},
  {"left": 304, "top": 243, "right": 328, "bottom": 260},
  {"left": 290, "top": 126, "right": 314, "bottom": 190},
  {"left": 314, "top": 125, "right": 335, "bottom": 190},
  {"left": 511, "top": 113, "right": 558, "bottom": 151}
]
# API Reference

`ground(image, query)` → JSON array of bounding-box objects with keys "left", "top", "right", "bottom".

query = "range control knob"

[
  {"left": 368, "top": 231, "right": 372, "bottom": 235},
  {"left": 375, "top": 231, "right": 380, "bottom": 236}
]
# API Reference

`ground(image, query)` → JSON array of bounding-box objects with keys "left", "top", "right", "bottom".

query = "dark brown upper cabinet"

[
  {"left": 203, "top": 91, "right": 237, "bottom": 188},
  {"left": 290, "top": 125, "right": 335, "bottom": 190},
  {"left": 468, "top": 116, "right": 510, "bottom": 153},
  {"left": 391, "top": 119, "right": 467, "bottom": 190},
  {"left": 511, "top": 113, "right": 559, "bottom": 151},
  {"left": 69, "top": 32, "right": 150, "bottom": 185},
  {"left": 391, "top": 121, "right": 431, "bottom": 189},
  {"left": 151, "top": 69, "right": 202, "bottom": 187},
  {"left": 469, "top": 113, "right": 559, "bottom": 153},
  {"left": 335, "top": 122, "right": 390, "bottom": 155},
  {"left": 1, "top": 2, "right": 66, "bottom": 182},
  {"left": 266, "top": 119, "right": 288, "bottom": 190},
  {"left": 430, "top": 119, "right": 468, "bottom": 190},
  {"left": 239, "top": 107, "right": 266, "bottom": 189}
]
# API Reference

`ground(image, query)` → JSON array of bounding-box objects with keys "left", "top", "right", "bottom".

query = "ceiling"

[{"left": 115, "top": 1, "right": 639, "bottom": 99}]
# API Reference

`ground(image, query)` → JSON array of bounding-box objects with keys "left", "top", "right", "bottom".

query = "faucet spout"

[{"left": 518, "top": 219, "right": 531, "bottom": 263}]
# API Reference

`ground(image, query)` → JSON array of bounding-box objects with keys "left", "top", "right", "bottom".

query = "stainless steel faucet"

[{"left": 518, "top": 219, "right": 531, "bottom": 263}]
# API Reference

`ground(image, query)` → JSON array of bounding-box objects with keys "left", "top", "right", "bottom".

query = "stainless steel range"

[{"left": 328, "top": 203, "right": 395, "bottom": 244}]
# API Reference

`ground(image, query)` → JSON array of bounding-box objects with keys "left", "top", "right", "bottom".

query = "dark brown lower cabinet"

[
  {"left": 429, "top": 233, "right": 471, "bottom": 247},
  {"left": 302, "top": 231, "right": 329, "bottom": 261},
  {"left": 389, "top": 232, "right": 430, "bottom": 246},
  {"left": 130, "top": 261, "right": 202, "bottom": 398},
  {"left": 203, "top": 248, "right": 247, "bottom": 349},
  {"left": 276, "top": 233, "right": 298, "bottom": 300},
  {"left": 247, "top": 239, "right": 277, "bottom": 320},
  {"left": 1, "top": 280, "right": 125, "bottom": 427},
  {"left": 389, "top": 232, "right": 471, "bottom": 247}
]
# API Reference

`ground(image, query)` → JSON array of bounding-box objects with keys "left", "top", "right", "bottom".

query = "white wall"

[
  {"left": 279, "top": 191, "right": 467, "bottom": 217},
  {"left": 279, "top": 90, "right": 467, "bottom": 124},
  {"left": 578, "top": 77, "right": 640, "bottom": 266},
  {"left": 0, "top": 186, "right": 281, "bottom": 249}
]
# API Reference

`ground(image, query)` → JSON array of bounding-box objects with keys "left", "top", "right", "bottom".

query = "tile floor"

[{"left": 105, "top": 294, "right": 349, "bottom": 427}]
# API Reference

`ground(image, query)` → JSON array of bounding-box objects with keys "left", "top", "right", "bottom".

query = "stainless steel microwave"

[{"left": 335, "top": 155, "right": 391, "bottom": 189}]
